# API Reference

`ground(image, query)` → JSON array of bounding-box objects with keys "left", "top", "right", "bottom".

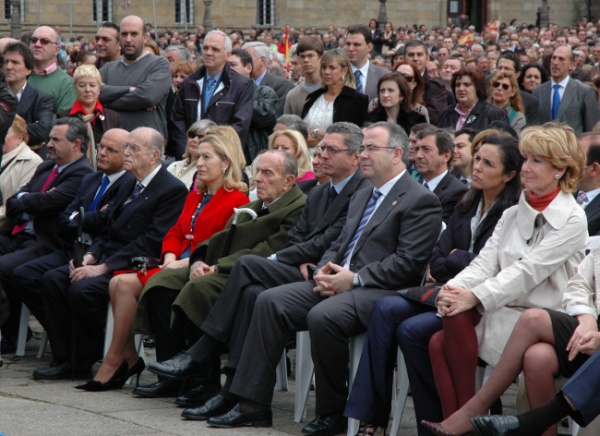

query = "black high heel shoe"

[
  {"left": 75, "top": 360, "right": 128, "bottom": 392},
  {"left": 124, "top": 358, "right": 146, "bottom": 387}
]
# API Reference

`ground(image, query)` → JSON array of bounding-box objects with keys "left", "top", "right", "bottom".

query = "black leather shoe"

[
  {"left": 207, "top": 404, "right": 272, "bottom": 428},
  {"left": 33, "top": 361, "right": 92, "bottom": 380},
  {"left": 175, "top": 383, "right": 221, "bottom": 407},
  {"left": 302, "top": 413, "right": 348, "bottom": 435},
  {"left": 181, "top": 393, "right": 236, "bottom": 421},
  {"left": 471, "top": 415, "right": 520, "bottom": 436},
  {"left": 147, "top": 352, "right": 209, "bottom": 380},
  {"left": 132, "top": 379, "right": 183, "bottom": 398}
]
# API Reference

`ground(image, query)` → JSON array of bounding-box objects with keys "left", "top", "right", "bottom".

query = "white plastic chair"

[{"left": 16, "top": 304, "right": 47, "bottom": 358}]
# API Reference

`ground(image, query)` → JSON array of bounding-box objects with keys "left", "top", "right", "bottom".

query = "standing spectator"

[
  {"left": 99, "top": 15, "right": 172, "bottom": 140},
  {"left": 518, "top": 63, "right": 549, "bottom": 94},
  {"left": 172, "top": 31, "right": 254, "bottom": 145},
  {"left": 368, "top": 18, "right": 383, "bottom": 54},
  {"left": 380, "top": 22, "right": 397, "bottom": 55},
  {"left": 94, "top": 22, "right": 121, "bottom": 69},
  {"left": 284, "top": 37, "right": 324, "bottom": 117},
  {"left": 346, "top": 24, "right": 389, "bottom": 101},
  {"left": 489, "top": 72, "right": 527, "bottom": 136},
  {"left": 495, "top": 52, "right": 540, "bottom": 125},
  {"left": 3, "top": 42, "right": 53, "bottom": 152},
  {"left": 27, "top": 26, "right": 76, "bottom": 114}
]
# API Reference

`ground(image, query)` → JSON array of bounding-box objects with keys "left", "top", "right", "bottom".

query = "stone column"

[
  {"left": 203, "top": 0, "right": 213, "bottom": 32},
  {"left": 378, "top": 0, "right": 388, "bottom": 25}
]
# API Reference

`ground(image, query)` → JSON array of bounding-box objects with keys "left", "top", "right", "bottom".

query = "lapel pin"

[{"left": 392, "top": 200, "right": 397, "bottom": 206}]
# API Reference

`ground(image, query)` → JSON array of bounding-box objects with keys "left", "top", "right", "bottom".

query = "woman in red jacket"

[{"left": 76, "top": 126, "right": 249, "bottom": 391}]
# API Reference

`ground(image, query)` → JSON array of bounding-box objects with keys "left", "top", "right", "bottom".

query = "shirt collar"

[
  {"left": 331, "top": 171, "right": 355, "bottom": 194},
  {"left": 551, "top": 75, "right": 570, "bottom": 88},
  {"left": 424, "top": 170, "right": 448, "bottom": 192},
  {"left": 32, "top": 62, "right": 58, "bottom": 76},
  {"left": 139, "top": 164, "right": 161, "bottom": 188},
  {"left": 351, "top": 60, "right": 370, "bottom": 78},
  {"left": 376, "top": 169, "right": 407, "bottom": 196},
  {"left": 70, "top": 99, "right": 105, "bottom": 118},
  {"left": 255, "top": 71, "right": 267, "bottom": 86},
  {"left": 120, "top": 51, "right": 150, "bottom": 65}
]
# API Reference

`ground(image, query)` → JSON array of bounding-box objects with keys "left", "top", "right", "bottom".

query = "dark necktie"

[
  {"left": 87, "top": 175, "right": 110, "bottom": 212},
  {"left": 203, "top": 77, "right": 216, "bottom": 114},
  {"left": 354, "top": 70, "right": 363, "bottom": 94},
  {"left": 328, "top": 186, "right": 338, "bottom": 207},
  {"left": 341, "top": 189, "right": 382, "bottom": 266},
  {"left": 122, "top": 182, "right": 144, "bottom": 207},
  {"left": 576, "top": 191, "right": 589, "bottom": 206},
  {"left": 12, "top": 166, "right": 58, "bottom": 235},
  {"left": 551, "top": 84, "right": 561, "bottom": 120}
]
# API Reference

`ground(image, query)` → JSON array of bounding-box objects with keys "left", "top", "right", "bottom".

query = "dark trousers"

[
  {"left": 230, "top": 280, "right": 390, "bottom": 414},
  {"left": 562, "top": 349, "right": 600, "bottom": 426},
  {"left": 343, "top": 296, "right": 443, "bottom": 434},
  {"left": 41, "top": 265, "right": 112, "bottom": 364},
  {"left": 194, "top": 254, "right": 304, "bottom": 369},
  {"left": 144, "top": 286, "right": 187, "bottom": 362}
]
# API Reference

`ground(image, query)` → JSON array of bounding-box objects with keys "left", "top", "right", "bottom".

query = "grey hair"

[
  {"left": 276, "top": 114, "right": 308, "bottom": 140},
  {"left": 164, "top": 44, "right": 190, "bottom": 61},
  {"left": 261, "top": 149, "right": 298, "bottom": 179},
  {"left": 131, "top": 127, "right": 165, "bottom": 163},
  {"left": 242, "top": 41, "right": 270, "bottom": 63},
  {"left": 206, "top": 30, "right": 232, "bottom": 52},
  {"left": 188, "top": 119, "right": 216, "bottom": 134},
  {"left": 366, "top": 122, "right": 409, "bottom": 166},
  {"left": 54, "top": 117, "right": 89, "bottom": 154},
  {"left": 325, "top": 122, "right": 363, "bottom": 154}
]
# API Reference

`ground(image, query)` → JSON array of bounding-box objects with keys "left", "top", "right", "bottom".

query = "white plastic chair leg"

[
  {"left": 276, "top": 350, "right": 289, "bottom": 391},
  {"left": 294, "top": 331, "right": 313, "bottom": 422},
  {"left": 347, "top": 333, "right": 366, "bottom": 436},
  {"left": 15, "top": 304, "right": 31, "bottom": 356},
  {"left": 389, "top": 349, "right": 410, "bottom": 436}
]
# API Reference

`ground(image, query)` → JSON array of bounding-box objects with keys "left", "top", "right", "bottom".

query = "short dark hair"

[
  {"left": 54, "top": 117, "right": 89, "bottom": 154},
  {"left": 296, "top": 36, "right": 324, "bottom": 56},
  {"left": 417, "top": 126, "right": 455, "bottom": 168},
  {"left": 3, "top": 42, "right": 34, "bottom": 71},
  {"left": 404, "top": 40, "right": 428, "bottom": 53},
  {"left": 454, "top": 127, "right": 479, "bottom": 142},
  {"left": 497, "top": 51, "right": 520, "bottom": 74},
  {"left": 231, "top": 48, "right": 253, "bottom": 70},
  {"left": 347, "top": 24, "right": 372, "bottom": 44},
  {"left": 99, "top": 21, "right": 120, "bottom": 35},
  {"left": 451, "top": 68, "right": 488, "bottom": 100}
]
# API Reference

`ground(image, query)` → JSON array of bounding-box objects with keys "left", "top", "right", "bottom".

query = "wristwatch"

[
  {"left": 352, "top": 273, "right": 360, "bottom": 288},
  {"left": 214, "top": 264, "right": 220, "bottom": 273},
  {"left": 311, "top": 128, "right": 319, "bottom": 138}
]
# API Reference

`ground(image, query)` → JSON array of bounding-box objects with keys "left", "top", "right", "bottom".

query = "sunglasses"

[
  {"left": 30, "top": 37, "right": 57, "bottom": 45},
  {"left": 399, "top": 73, "right": 415, "bottom": 82},
  {"left": 492, "top": 82, "right": 510, "bottom": 91},
  {"left": 187, "top": 131, "right": 205, "bottom": 140}
]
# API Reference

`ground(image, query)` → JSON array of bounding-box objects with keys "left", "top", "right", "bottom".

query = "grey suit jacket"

[
  {"left": 277, "top": 170, "right": 371, "bottom": 266},
  {"left": 260, "top": 72, "right": 295, "bottom": 115},
  {"left": 363, "top": 62, "right": 390, "bottom": 101},
  {"left": 319, "top": 171, "right": 442, "bottom": 292},
  {"left": 533, "top": 78, "right": 600, "bottom": 133}
]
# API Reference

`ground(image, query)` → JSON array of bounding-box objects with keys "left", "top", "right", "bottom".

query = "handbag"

[
  {"left": 396, "top": 284, "right": 441, "bottom": 308},
  {"left": 128, "top": 255, "right": 161, "bottom": 275}
]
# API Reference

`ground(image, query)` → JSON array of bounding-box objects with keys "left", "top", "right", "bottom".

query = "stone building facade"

[{"left": 0, "top": 1, "right": 597, "bottom": 39}]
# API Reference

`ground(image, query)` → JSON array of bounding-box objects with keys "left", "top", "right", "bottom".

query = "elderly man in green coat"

[{"left": 133, "top": 150, "right": 307, "bottom": 398}]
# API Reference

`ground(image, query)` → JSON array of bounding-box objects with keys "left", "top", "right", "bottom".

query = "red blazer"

[{"left": 161, "top": 186, "right": 249, "bottom": 258}]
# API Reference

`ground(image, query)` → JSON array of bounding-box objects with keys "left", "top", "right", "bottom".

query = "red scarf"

[
  {"left": 528, "top": 187, "right": 560, "bottom": 211},
  {"left": 69, "top": 99, "right": 105, "bottom": 124}
]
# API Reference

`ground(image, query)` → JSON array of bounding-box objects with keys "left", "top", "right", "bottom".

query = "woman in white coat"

[
  {"left": 423, "top": 123, "right": 589, "bottom": 432},
  {"left": 0, "top": 115, "right": 42, "bottom": 233}
]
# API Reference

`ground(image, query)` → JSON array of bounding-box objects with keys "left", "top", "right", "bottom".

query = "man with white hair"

[
  {"left": 242, "top": 41, "right": 294, "bottom": 115},
  {"left": 173, "top": 30, "right": 254, "bottom": 144}
]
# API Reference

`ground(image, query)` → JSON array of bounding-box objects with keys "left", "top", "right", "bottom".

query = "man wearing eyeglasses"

[
  {"left": 202, "top": 122, "right": 441, "bottom": 432},
  {"left": 27, "top": 26, "right": 76, "bottom": 114},
  {"left": 143, "top": 122, "right": 368, "bottom": 408}
]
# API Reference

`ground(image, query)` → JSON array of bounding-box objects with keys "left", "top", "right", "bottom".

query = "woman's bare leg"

[{"left": 94, "top": 273, "right": 143, "bottom": 382}]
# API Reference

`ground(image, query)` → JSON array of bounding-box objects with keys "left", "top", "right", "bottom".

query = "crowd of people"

[{"left": 1, "top": 11, "right": 600, "bottom": 436}]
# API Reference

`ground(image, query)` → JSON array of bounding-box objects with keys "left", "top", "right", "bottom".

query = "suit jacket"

[
  {"left": 87, "top": 166, "right": 188, "bottom": 271},
  {"left": 190, "top": 184, "right": 307, "bottom": 272},
  {"left": 57, "top": 170, "right": 135, "bottom": 240},
  {"left": 260, "top": 72, "right": 295, "bottom": 115},
  {"left": 423, "top": 72, "right": 449, "bottom": 126},
  {"left": 533, "top": 78, "right": 600, "bottom": 133},
  {"left": 437, "top": 99, "right": 509, "bottom": 131},
  {"left": 318, "top": 172, "right": 442, "bottom": 313},
  {"left": 584, "top": 194, "right": 600, "bottom": 236},
  {"left": 302, "top": 86, "right": 369, "bottom": 127},
  {"left": 5, "top": 156, "right": 93, "bottom": 250},
  {"left": 432, "top": 172, "right": 469, "bottom": 224},
  {"left": 277, "top": 171, "right": 371, "bottom": 266},
  {"left": 519, "top": 89, "right": 539, "bottom": 125},
  {"left": 363, "top": 62, "right": 390, "bottom": 102},
  {"left": 18, "top": 84, "right": 54, "bottom": 147}
]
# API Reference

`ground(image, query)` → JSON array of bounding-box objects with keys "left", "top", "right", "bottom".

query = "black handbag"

[
  {"left": 128, "top": 255, "right": 161, "bottom": 273},
  {"left": 396, "top": 284, "right": 441, "bottom": 308}
]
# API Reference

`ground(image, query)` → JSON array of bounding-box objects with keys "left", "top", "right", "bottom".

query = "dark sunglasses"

[
  {"left": 399, "top": 73, "right": 415, "bottom": 82},
  {"left": 187, "top": 131, "right": 205, "bottom": 140},
  {"left": 30, "top": 37, "right": 57, "bottom": 45},
  {"left": 492, "top": 82, "right": 510, "bottom": 91}
]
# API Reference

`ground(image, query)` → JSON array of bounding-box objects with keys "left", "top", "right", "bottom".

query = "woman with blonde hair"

[
  {"left": 76, "top": 125, "right": 249, "bottom": 391},
  {"left": 0, "top": 115, "right": 42, "bottom": 233},
  {"left": 423, "top": 123, "right": 589, "bottom": 435},
  {"left": 489, "top": 71, "right": 526, "bottom": 135},
  {"left": 268, "top": 129, "right": 314, "bottom": 182},
  {"left": 302, "top": 49, "right": 368, "bottom": 148}
]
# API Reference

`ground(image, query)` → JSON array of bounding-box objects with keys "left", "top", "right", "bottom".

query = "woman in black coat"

[{"left": 302, "top": 49, "right": 368, "bottom": 149}]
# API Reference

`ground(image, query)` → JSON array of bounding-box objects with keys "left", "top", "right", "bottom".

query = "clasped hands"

[
  {"left": 189, "top": 260, "right": 216, "bottom": 280},
  {"left": 313, "top": 262, "right": 354, "bottom": 297},
  {"left": 566, "top": 314, "right": 600, "bottom": 361},
  {"left": 436, "top": 283, "right": 480, "bottom": 317},
  {"left": 69, "top": 253, "right": 108, "bottom": 282}
]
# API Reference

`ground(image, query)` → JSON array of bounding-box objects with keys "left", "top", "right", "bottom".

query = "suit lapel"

[
  {"left": 557, "top": 80, "right": 576, "bottom": 119},
  {"left": 433, "top": 173, "right": 450, "bottom": 195}
]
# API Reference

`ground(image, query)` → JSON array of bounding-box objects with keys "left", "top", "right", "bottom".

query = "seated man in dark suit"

[
  {"left": 205, "top": 122, "right": 442, "bottom": 432},
  {"left": 132, "top": 150, "right": 306, "bottom": 397},
  {"left": 143, "top": 122, "right": 369, "bottom": 407},
  {"left": 13, "top": 128, "right": 134, "bottom": 344},
  {"left": 3, "top": 42, "right": 54, "bottom": 154},
  {"left": 576, "top": 132, "right": 600, "bottom": 235},
  {"left": 0, "top": 117, "right": 92, "bottom": 351},
  {"left": 31, "top": 127, "right": 188, "bottom": 379},
  {"left": 414, "top": 126, "right": 468, "bottom": 223}
]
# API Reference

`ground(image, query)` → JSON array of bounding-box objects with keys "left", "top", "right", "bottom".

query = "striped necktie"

[{"left": 341, "top": 189, "right": 382, "bottom": 266}]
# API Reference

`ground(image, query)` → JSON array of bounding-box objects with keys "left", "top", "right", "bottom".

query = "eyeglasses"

[
  {"left": 492, "top": 82, "right": 510, "bottom": 91},
  {"left": 399, "top": 73, "right": 415, "bottom": 82},
  {"left": 30, "top": 37, "right": 57, "bottom": 45},
  {"left": 187, "top": 131, "right": 205, "bottom": 140},
  {"left": 359, "top": 145, "right": 396, "bottom": 153},
  {"left": 316, "top": 145, "right": 350, "bottom": 155}
]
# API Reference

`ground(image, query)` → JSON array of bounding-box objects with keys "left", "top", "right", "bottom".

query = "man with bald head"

[
  {"left": 533, "top": 46, "right": 600, "bottom": 133},
  {"left": 100, "top": 15, "right": 172, "bottom": 139},
  {"left": 30, "top": 127, "right": 187, "bottom": 380},
  {"left": 27, "top": 26, "right": 75, "bottom": 113}
]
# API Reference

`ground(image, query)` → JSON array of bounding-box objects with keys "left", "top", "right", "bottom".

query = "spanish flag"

[
  {"left": 485, "top": 18, "right": 500, "bottom": 32},
  {"left": 457, "top": 30, "right": 475, "bottom": 45}
]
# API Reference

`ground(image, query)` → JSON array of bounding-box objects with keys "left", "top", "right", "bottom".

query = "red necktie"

[{"left": 12, "top": 167, "right": 58, "bottom": 235}]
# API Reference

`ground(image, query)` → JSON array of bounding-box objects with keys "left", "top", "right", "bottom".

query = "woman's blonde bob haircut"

[
  {"left": 72, "top": 64, "right": 102, "bottom": 86},
  {"left": 268, "top": 129, "right": 313, "bottom": 178},
  {"left": 519, "top": 123, "right": 585, "bottom": 193},
  {"left": 196, "top": 125, "right": 248, "bottom": 193}
]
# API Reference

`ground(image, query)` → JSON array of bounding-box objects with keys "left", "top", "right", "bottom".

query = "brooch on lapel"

[
  {"left": 392, "top": 200, "right": 397, "bottom": 206},
  {"left": 466, "top": 115, "right": 477, "bottom": 125}
]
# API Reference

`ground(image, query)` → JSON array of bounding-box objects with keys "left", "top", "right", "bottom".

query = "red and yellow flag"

[{"left": 457, "top": 30, "right": 475, "bottom": 45}]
